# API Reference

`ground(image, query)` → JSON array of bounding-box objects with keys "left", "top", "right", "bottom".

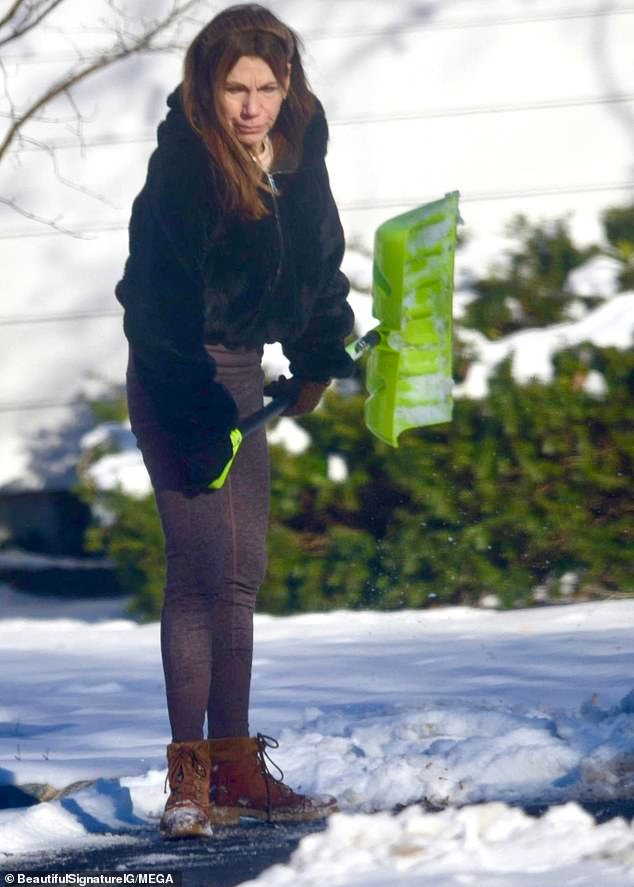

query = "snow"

[
  {"left": 566, "top": 255, "right": 625, "bottom": 298},
  {"left": 2, "top": 593, "right": 634, "bottom": 883},
  {"left": 241, "top": 804, "right": 634, "bottom": 887},
  {"left": 85, "top": 450, "right": 152, "bottom": 498},
  {"left": 80, "top": 422, "right": 137, "bottom": 453},
  {"left": 455, "top": 291, "right": 634, "bottom": 399},
  {"left": 327, "top": 453, "right": 348, "bottom": 483},
  {"left": 266, "top": 418, "right": 311, "bottom": 456},
  {"left": 583, "top": 369, "right": 609, "bottom": 398}
]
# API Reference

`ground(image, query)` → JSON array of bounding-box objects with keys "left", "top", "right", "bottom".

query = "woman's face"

[{"left": 220, "top": 55, "right": 289, "bottom": 151}]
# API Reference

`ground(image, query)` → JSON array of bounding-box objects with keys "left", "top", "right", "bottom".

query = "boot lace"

[
  {"left": 255, "top": 733, "right": 287, "bottom": 821},
  {"left": 164, "top": 745, "right": 207, "bottom": 805}
]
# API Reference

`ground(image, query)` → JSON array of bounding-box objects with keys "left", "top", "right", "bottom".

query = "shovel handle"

[
  {"left": 346, "top": 328, "right": 381, "bottom": 358},
  {"left": 238, "top": 394, "right": 295, "bottom": 438},
  {"left": 238, "top": 329, "right": 382, "bottom": 440}
]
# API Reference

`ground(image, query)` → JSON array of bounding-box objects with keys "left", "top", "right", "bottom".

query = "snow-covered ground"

[
  {"left": 241, "top": 804, "right": 634, "bottom": 886},
  {"left": 1, "top": 589, "right": 634, "bottom": 884}
]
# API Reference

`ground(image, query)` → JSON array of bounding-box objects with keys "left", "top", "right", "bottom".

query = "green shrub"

[{"left": 263, "top": 345, "right": 633, "bottom": 613}]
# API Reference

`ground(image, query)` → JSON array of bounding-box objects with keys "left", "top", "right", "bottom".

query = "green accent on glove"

[{"left": 208, "top": 428, "right": 243, "bottom": 490}]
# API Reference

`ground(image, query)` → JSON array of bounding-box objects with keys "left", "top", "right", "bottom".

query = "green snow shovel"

[
  {"left": 354, "top": 189, "right": 460, "bottom": 446},
  {"left": 210, "top": 191, "right": 461, "bottom": 487}
]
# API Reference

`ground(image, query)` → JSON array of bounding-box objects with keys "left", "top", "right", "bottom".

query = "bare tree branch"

[
  {"left": 61, "top": 82, "right": 87, "bottom": 154},
  {"left": 0, "top": 0, "right": 66, "bottom": 48},
  {"left": 0, "top": 57, "right": 15, "bottom": 117},
  {"left": 0, "top": 0, "right": 203, "bottom": 233},
  {"left": 0, "top": 109, "right": 92, "bottom": 124},
  {"left": 0, "top": 0, "right": 202, "bottom": 164},
  {"left": 0, "top": 195, "right": 90, "bottom": 237},
  {"left": 30, "top": 124, "right": 119, "bottom": 207},
  {"left": 0, "top": 0, "right": 29, "bottom": 33}
]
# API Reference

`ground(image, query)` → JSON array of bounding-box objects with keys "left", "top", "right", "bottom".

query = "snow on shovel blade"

[{"left": 364, "top": 191, "right": 461, "bottom": 447}]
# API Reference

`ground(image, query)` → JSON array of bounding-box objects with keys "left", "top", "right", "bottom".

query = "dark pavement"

[{"left": 0, "top": 820, "right": 325, "bottom": 887}]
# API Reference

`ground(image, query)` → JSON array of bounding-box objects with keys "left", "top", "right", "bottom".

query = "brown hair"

[{"left": 182, "top": 4, "right": 317, "bottom": 219}]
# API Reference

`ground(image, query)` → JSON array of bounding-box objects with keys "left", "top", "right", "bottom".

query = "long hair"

[{"left": 182, "top": 4, "right": 317, "bottom": 219}]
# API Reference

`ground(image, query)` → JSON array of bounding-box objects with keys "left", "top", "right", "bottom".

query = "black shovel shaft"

[
  {"left": 238, "top": 394, "right": 295, "bottom": 438},
  {"left": 237, "top": 328, "right": 382, "bottom": 440}
]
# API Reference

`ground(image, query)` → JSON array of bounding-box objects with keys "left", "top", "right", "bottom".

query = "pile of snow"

[
  {"left": 241, "top": 803, "right": 634, "bottom": 887},
  {"left": 566, "top": 255, "right": 625, "bottom": 299},
  {"left": 84, "top": 449, "right": 152, "bottom": 498},
  {"left": 455, "top": 290, "right": 634, "bottom": 399},
  {"left": 1, "top": 598, "right": 634, "bottom": 877},
  {"left": 79, "top": 420, "right": 149, "bottom": 498}
]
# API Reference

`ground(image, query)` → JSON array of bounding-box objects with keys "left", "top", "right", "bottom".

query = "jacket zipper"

[{"left": 266, "top": 172, "right": 284, "bottom": 295}]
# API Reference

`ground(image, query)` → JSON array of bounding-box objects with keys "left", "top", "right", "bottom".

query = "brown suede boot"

[
  {"left": 208, "top": 734, "right": 338, "bottom": 824},
  {"left": 160, "top": 740, "right": 213, "bottom": 839}
]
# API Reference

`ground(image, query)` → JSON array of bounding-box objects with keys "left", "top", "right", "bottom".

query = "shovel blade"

[{"left": 365, "top": 191, "right": 461, "bottom": 446}]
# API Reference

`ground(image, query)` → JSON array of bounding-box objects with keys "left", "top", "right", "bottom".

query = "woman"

[{"left": 116, "top": 4, "right": 354, "bottom": 839}]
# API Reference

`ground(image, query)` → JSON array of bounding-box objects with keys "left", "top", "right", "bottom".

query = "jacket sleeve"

[
  {"left": 116, "top": 97, "right": 238, "bottom": 452},
  {"left": 282, "top": 137, "right": 356, "bottom": 381}
]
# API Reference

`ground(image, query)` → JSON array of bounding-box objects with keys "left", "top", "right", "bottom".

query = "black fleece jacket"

[{"left": 115, "top": 87, "right": 355, "bottom": 452}]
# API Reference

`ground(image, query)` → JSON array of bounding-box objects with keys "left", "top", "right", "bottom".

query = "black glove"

[
  {"left": 182, "top": 429, "right": 243, "bottom": 493},
  {"left": 263, "top": 375, "right": 331, "bottom": 417}
]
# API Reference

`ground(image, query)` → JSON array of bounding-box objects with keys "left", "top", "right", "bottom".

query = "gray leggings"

[{"left": 127, "top": 345, "right": 269, "bottom": 741}]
